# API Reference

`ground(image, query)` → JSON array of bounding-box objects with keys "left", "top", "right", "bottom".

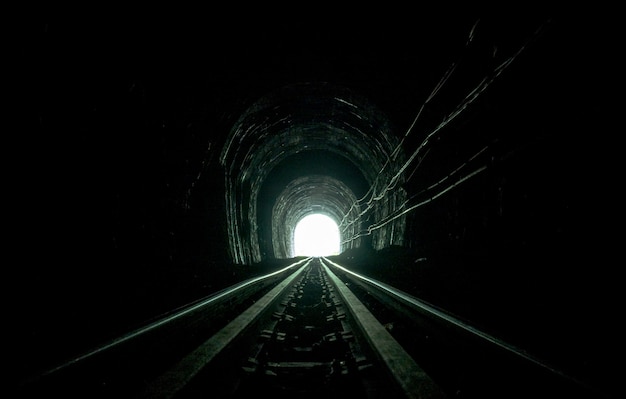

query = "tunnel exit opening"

[{"left": 292, "top": 213, "right": 340, "bottom": 257}]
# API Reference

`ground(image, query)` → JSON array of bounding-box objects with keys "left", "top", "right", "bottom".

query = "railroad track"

[
  {"left": 141, "top": 257, "right": 445, "bottom": 399},
  {"left": 15, "top": 257, "right": 609, "bottom": 398}
]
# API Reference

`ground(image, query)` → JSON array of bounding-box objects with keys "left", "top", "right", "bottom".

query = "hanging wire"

[
  {"left": 341, "top": 144, "right": 490, "bottom": 244},
  {"left": 338, "top": 19, "right": 481, "bottom": 232},
  {"left": 341, "top": 18, "right": 551, "bottom": 244}
]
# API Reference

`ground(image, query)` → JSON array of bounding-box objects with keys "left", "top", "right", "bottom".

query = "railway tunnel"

[
  {"left": 221, "top": 81, "right": 407, "bottom": 264},
  {"left": 13, "top": 9, "right": 619, "bottom": 397}
]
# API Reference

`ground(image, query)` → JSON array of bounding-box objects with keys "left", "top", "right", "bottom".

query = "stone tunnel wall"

[{"left": 219, "top": 83, "right": 407, "bottom": 265}]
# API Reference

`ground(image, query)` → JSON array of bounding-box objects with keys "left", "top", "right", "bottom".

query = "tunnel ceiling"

[
  {"left": 271, "top": 174, "right": 359, "bottom": 258},
  {"left": 220, "top": 83, "right": 408, "bottom": 264},
  {"left": 259, "top": 150, "right": 368, "bottom": 258},
  {"left": 203, "top": 12, "right": 565, "bottom": 265}
]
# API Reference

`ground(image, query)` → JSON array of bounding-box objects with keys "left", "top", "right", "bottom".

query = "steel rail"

[
  {"left": 320, "top": 256, "right": 600, "bottom": 396},
  {"left": 138, "top": 258, "right": 312, "bottom": 398},
  {"left": 321, "top": 260, "right": 447, "bottom": 399}
]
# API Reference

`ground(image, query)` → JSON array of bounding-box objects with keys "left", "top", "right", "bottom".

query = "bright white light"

[{"left": 293, "top": 213, "right": 341, "bottom": 257}]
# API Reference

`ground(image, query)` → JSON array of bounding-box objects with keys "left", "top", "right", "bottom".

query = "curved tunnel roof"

[{"left": 220, "top": 82, "right": 407, "bottom": 264}]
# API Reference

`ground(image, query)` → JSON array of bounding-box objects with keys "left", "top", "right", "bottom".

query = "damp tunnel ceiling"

[
  {"left": 220, "top": 83, "right": 407, "bottom": 264},
  {"left": 209, "top": 13, "right": 563, "bottom": 265}
]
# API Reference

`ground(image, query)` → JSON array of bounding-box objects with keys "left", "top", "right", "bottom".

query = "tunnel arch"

[
  {"left": 271, "top": 174, "right": 362, "bottom": 259},
  {"left": 257, "top": 149, "right": 369, "bottom": 260},
  {"left": 219, "top": 82, "right": 408, "bottom": 265}
]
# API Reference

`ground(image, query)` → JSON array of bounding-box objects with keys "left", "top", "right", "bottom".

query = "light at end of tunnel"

[{"left": 293, "top": 213, "right": 340, "bottom": 257}]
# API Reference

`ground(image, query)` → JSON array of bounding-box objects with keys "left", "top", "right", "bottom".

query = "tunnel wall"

[
  {"left": 271, "top": 175, "right": 361, "bottom": 258},
  {"left": 219, "top": 83, "right": 407, "bottom": 265}
]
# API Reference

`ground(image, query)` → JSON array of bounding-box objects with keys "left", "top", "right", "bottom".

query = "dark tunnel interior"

[
  {"left": 258, "top": 149, "right": 369, "bottom": 258},
  {"left": 12, "top": 7, "right": 620, "bottom": 396}
]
